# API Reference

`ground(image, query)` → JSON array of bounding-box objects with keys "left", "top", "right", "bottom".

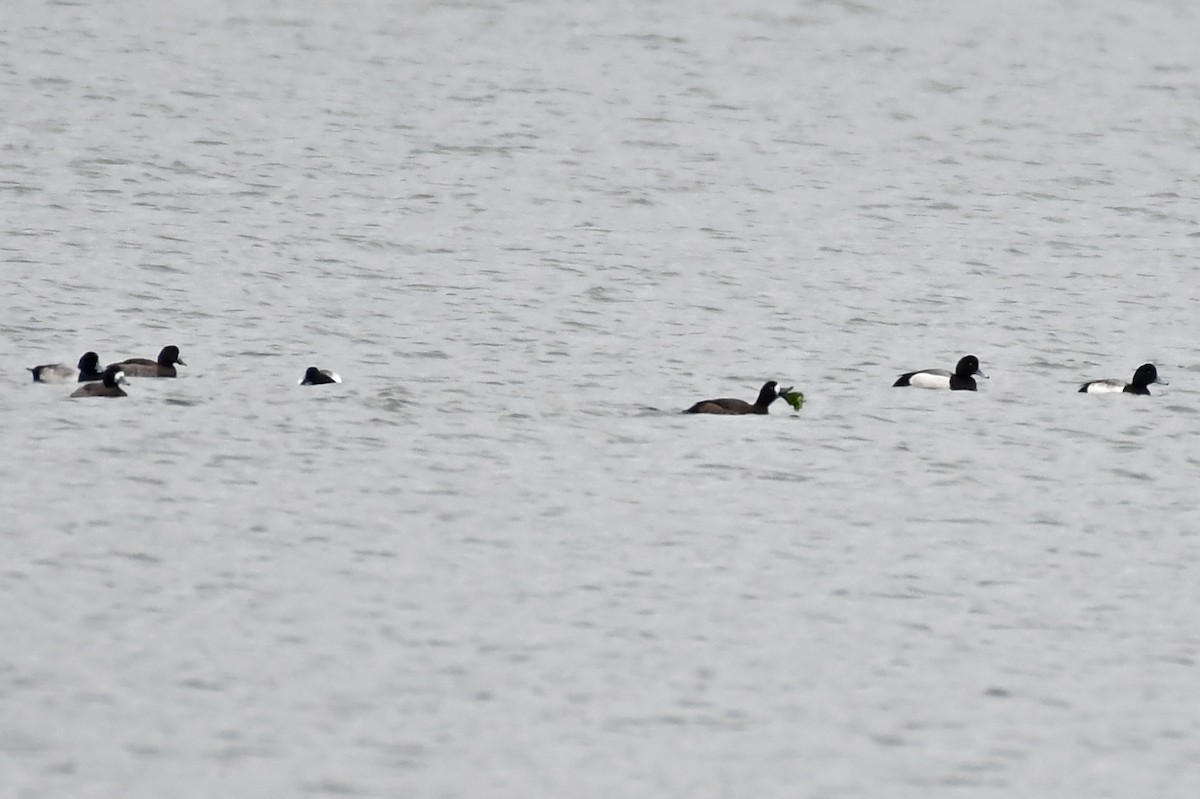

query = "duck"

[
  {"left": 1079, "top": 363, "right": 1168, "bottom": 395},
  {"left": 109, "top": 345, "right": 185, "bottom": 378},
  {"left": 684, "top": 380, "right": 785, "bottom": 414},
  {"left": 70, "top": 366, "right": 128, "bottom": 398},
  {"left": 893, "top": 355, "right": 987, "bottom": 391},
  {"left": 29, "top": 351, "right": 103, "bottom": 383},
  {"left": 299, "top": 366, "right": 342, "bottom": 385}
]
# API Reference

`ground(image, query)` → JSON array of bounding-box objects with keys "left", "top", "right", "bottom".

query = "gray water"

[{"left": 4, "top": 0, "right": 1200, "bottom": 796}]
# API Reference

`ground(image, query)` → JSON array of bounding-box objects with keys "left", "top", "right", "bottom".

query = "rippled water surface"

[{"left": 4, "top": 1, "right": 1200, "bottom": 796}]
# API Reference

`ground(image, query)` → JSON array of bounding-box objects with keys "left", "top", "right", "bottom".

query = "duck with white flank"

[
  {"left": 1079, "top": 363, "right": 1167, "bottom": 396},
  {"left": 29, "top": 351, "right": 103, "bottom": 383},
  {"left": 299, "top": 367, "right": 341, "bottom": 386},
  {"left": 894, "top": 355, "right": 987, "bottom": 391}
]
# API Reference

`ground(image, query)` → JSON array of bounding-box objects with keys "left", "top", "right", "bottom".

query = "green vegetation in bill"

[{"left": 780, "top": 387, "right": 804, "bottom": 412}]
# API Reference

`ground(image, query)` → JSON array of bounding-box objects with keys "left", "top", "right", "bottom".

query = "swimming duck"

[
  {"left": 299, "top": 367, "right": 342, "bottom": 385},
  {"left": 109, "top": 345, "right": 185, "bottom": 378},
  {"left": 29, "top": 351, "right": 103, "bottom": 383},
  {"left": 684, "top": 381, "right": 785, "bottom": 414},
  {"left": 894, "top": 355, "right": 987, "bottom": 391},
  {"left": 1079, "top": 363, "right": 1167, "bottom": 395},
  {"left": 70, "top": 366, "right": 128, "bottom": 398}
]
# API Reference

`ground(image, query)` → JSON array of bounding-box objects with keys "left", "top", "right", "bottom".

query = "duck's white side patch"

[
  {"left": 908, "top": 371, "right": 952, "bottom": 390},
  {"left": 1082, "top": 379, "right": 1125, "bottom": 394},
  {"left": 31, "top": 364, "right": 75, "bottom": 384},
  {"left": 322, "top": 370, "right": 342, "bottom": 383}
]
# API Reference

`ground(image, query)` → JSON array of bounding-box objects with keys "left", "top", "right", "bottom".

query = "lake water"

[{"left": 4, "top": 0, "right": 1200, "bottom": 796}]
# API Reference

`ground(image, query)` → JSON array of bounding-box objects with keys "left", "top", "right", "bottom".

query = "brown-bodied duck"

[
  {"left": 109, "top": 345, "right": 185, "bottom": 378},
  {"left": 70, "top": 365, "right": 128, "bottom": 398},
  {"left": 684, "top": 380, "right": 785, "bottom": 415}
]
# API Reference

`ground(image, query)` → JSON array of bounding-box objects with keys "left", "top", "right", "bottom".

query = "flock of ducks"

[
  {"left": 29, "top": 348, "right": 1167, "bottom": 410},
  {"left": 683, "top": 355, "right": 1167, "bottom": 415},
  {"left": 27, "top": 346, "right": 340, "bottom": 397},
  {"left": 888, "top": 354, "right": 1166, "bottom": 396},
  {"left": 29, "top": 346, "right": 186, "bottom": 397}
]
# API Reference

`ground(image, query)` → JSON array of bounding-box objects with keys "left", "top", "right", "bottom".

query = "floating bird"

[
  {"left": 894, "top": 355, "right": 987, "bottom": 391},
  {"left": 70, "top": 365, "right": 128, "bottom": 398},
  {"left": 109, "top": 345, "right": 185, "bottom": 378},
  {"left": 684, "top": 380, "right": 786, "bottom": 415},
  {"left": 1079, "top": 363, "right": 1167, "bottom": 396},
  {"left": 29, "top": 351, "right": 103, "bottom": 383},
  {"left": 299, "top": 367, "right": 341, "bottom": 386}
]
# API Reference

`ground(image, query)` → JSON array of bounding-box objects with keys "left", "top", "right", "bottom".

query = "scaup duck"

[
  {"left": 299, "top": 367, "right": 341, "bottom": 385},
  {"left": 109, "top": 345, "right": 185, "bottom": 378},
  {"left": 894, "top": 355, "right": 987, "bottom": 391},
  {"left": 684, "top": 380, "right": 785, "bottom": 414},
  {"left": 29, "top": 351, "right": 103, "bottom": 383},
  {"left": 70, "top": 366, "right": 128, "bottom": 398},
  {"left": 1079, "top": 363, "right": 1167, "bottom": 395}
]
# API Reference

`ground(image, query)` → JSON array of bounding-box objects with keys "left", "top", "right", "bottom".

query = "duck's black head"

[
  {"left": 754, "top": 380, "right": 781, "bottom": 408},
  {"left": 77, "top": 351, "right": 100, "bottom": 371},
  {"left": 1131, "top": 363, "right": 1166, "bottom": 389},
  {"left": 101, "top": 365, "right": 128, "bottom": 388},
  {"left": 158, "top": 346, "right": 185, "bottom": 366},
  {"left": 955, "top": 355, "right": 984, "bottom": 378}
]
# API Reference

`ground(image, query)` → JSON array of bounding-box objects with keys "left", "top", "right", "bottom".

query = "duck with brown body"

[
  {"left": 684, "top": 380, "right": 788, "bottom": 415},
  {"left": 109, "top": 345, "right": 185, "bottom": 378},
  {"left": 70, "top": 365, "right": 129, "bottom": 398}
]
